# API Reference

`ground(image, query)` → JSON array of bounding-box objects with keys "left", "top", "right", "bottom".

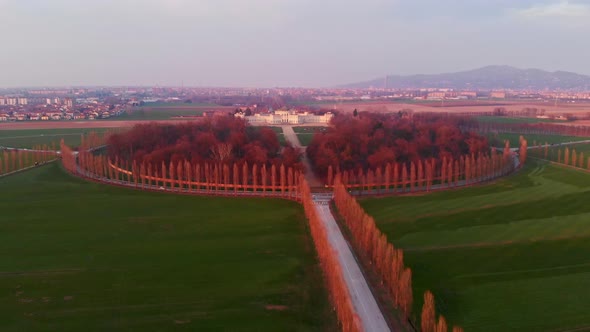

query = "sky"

[{"left": 0, "top": 0, "right": 589, "bottom": 88}]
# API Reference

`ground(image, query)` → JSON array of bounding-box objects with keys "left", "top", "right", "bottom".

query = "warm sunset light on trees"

[{"left": 307, "top": 113, "right": 489, "bottom": 178}]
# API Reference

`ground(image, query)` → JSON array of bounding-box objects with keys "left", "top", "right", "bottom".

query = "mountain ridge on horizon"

[{"left": 341, "top": 65, "right": 590, "bottom": 90}]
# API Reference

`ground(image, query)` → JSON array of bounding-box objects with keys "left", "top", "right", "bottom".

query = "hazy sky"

[{"left": 1, "top": 0, "right": 589, "bottom": 88}]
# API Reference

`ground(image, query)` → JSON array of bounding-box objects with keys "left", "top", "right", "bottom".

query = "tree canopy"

[
  {"left": 307, "top": 113, "right": 488, "bottom": 176},
  {"left": 107, "top": 117, "right": 302, "bottom": 169}
]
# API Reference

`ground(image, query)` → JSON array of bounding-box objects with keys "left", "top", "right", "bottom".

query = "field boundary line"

[
  {"left": 65, "top": 168, "right": 303, "bottom": 202},
  {"left": 0, "top": 160, "right": 57, "bottom": 179},
  {"left": 402, "top": 232, "right": 590, "bottom": 252},
  {"left": 529, "top": 156, "right": 590, "bottom": 174}
]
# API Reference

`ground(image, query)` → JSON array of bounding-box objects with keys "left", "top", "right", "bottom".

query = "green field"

[
  {"left": 361, "top": 160, "right": 590, "bottom": 331},
  {"left": 475, "top": 116, "right": 562, "bottom": 124},
  {"left": 546, "top": 142, "right": 590, "bottom": 155},
  {"left": 268, "top": 127, "right": 283, "bottom": 134},
  {"left": 486, "top": 132, "right": 588, "bottom": 147},
  {"left": 256, "top": 126, "right": 287, "bottom": 145},
  {"left": 112, "top": 103, "right": 230, "bottom": 121},
  {"left": 268, "top": 127, "right": 285, "bottom": 144},
  {"left": 114, "top": 109, "right": 206, "bottom": 121},
  {"left": 292, "top": 127, "right": 327, "bottom": 134},
  {"left": 298, "top": 99, "right": 455, "bottom": 107},
  {"left": 538, "top": 143, "right": 590, "bottom": 168},
  {"left": 292, "top": 127, "right": 325, "bottom": 146},
  {"left": 141, "top": 102, "right": 216, "bottom": 108},
  {"left": 296, "top": 134, "right": 314, "bottom": 146},
  {"left": 0, "top": 164, "right": 335, "bottom": 331},
  {"left": 0, "top": 128, "right": 117, "bottom": 149}
]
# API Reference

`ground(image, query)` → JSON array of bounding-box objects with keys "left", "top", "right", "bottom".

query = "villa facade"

[{"left": 236, "top": 109, "right": 333, "bottom": 125}]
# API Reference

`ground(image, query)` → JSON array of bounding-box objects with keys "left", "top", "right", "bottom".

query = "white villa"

[{"left": 236, "top": 109, "right": 333, "bottom": 125}]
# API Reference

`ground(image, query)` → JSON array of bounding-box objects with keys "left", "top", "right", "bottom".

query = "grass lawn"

[
  {"left": 0, "top": 164, "right": 335, "bottom": 331},
  {"left": 545, "top": 142, "right": 590, "bottom": 156},
  {"left": 475, "top": 116, "right": 563, "bottom": 124},
  {"left": 535, "top": 143, "right": 590, "bottom": 168},
  {"left": 141, "top": 102, "right": 216, "bottom": 108},
  {"left": 113, "top": 109, "right": 206, "bottom": 121},
  {"left": 292, "top": 127, "right": 327, "bottom": 134},
  {"left": 268, "top": 127, "right": 283, "bottom": 134},
  {"left": 278, "top": 135, "right": 287, "bottom": 145},
  {"left": 296, "top": 134, "right": 314, "bottom": 146},
  {"left": 0, "top": 128, "right": 117, "bottom": 149},
  {"left": 486, "top": 132, "right": 588, "bottom": 147},
  {"left": 292, "top": 127, "right": 325, "bottom": 146},
  {"left": 360, "top": 160, "right": 590, "bottom": 332},
  {"left": 266, "top": 127, "right": 287, "bottom": 145}
]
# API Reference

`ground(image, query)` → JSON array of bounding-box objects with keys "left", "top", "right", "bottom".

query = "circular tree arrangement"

[
  {"left": 307, "top": 112, "right": 489, "bottom": 178},
  {"left": 108, "top": 117, "right": 301, "bottom": 169},
  {"left": 100, "top": 117, "right": 303, "bottom": 193}
]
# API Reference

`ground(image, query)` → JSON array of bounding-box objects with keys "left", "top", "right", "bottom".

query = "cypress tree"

[
  {"left": 441, "top": 157, "right": 447, "bottom": 188},
  {"left": 410, "top": 162, "right": 416, "bottom": 192},
  {"left": 421, "top": 291, "right": 436, "bottom": 332},
  {"left": 401, "top": 164, "right": 408, "bottom": 192},
  {"left": 233, "top": 163, "right": 239, "bottom": 193},
  {"left": 572, "top": 149, "right": 577, "bottom": 167},
  {"left": 252, "top": 164, "right": 258, "bottom": 193},
  {"left": 393, "top": 163, "right": 399, "bottom": 192},
  {"left": 261, "top": 164, "right": 268, "bottom": 193},
  {"left": 384, "top": 163, "right": 392, "bottom": 191},
  {"left": 436, "top": 316, "right": 448, "bottom": 332}
]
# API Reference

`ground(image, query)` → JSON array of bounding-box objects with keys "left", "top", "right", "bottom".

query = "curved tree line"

[
  {"left": 532, "top": 143, "right": 590, "bottom": 170},
  {"left": 59, "top": 124, "right": 530, "bottom": 331},
  {"left": 332, "top": 137, "right": 527, "bottom": 331},
  {"left": 326, "top": 148, "right": 515, "bottom": 193},
  {"left": 64, "top": 149, "right": 303, "bottom": 198},
  {"left": 65, "top": 125, "right": 304, "bottom": 196},
  {"left": 61, "top": 137, "right": 364, "bottom": 331}
]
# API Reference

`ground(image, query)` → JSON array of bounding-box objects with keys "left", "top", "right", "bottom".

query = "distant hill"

[{"left": 342, "top": 65, "right": 590, "bottom": 90}]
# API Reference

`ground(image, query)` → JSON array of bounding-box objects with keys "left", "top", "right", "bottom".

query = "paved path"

[
  {"left": 525, "top": 139, "right": 590, "bottom": 150},
  {"left": 1, "top": 144, "right": 107, "bottom": 154},
  {"left": 313, "top": 195, "right": 391, "bottom": 332},
  {"left": 508, "top": 139, "right": 590, "bottom": 152},
  {"left": 284, "top": 127, "right": 392, "bottom": 330},
  {"left": 282, "top": 126, "right": 323, "bottom": 188},
  {"left": 2, "top": 147, "right": 60, "bottom": 153},
  {"left": 70, "top": 145, "right": 392, "bottom": 332}
]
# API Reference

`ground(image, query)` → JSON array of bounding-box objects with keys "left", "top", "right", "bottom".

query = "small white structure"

[{"left": 236, "top": 109, "right": 333, "bottom": 125}]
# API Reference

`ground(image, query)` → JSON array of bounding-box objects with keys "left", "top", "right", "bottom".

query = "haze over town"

[{"left": 1, "top": 0, "right": 589, "bottom": 88}]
